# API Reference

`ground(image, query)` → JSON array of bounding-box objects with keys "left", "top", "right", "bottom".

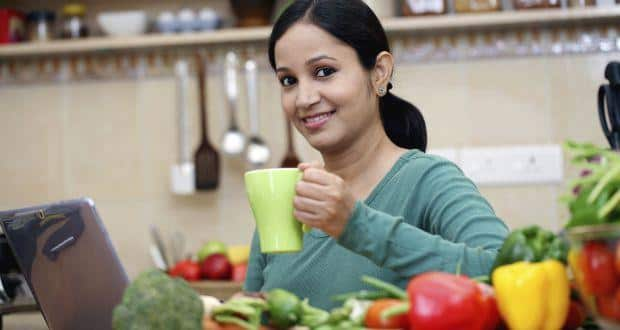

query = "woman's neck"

[{"left": 322, "top": 125, "right": 404, "bottom": 192}]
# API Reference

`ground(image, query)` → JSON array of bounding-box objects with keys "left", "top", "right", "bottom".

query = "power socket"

[{"left": 459, "top": 145, "right": 563, "bottom": 186}]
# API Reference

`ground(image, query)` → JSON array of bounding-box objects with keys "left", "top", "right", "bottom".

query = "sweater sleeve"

[
  {"left": 337, "top": 161, "right": 509, "bottom": 278},
  {"left": 244, "top": 230, "right": 265, "bottom": 292}
]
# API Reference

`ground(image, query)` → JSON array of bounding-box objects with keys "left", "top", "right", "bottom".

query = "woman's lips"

[{"left": 301, "top": 111, "right": 336, "bottom": 130}]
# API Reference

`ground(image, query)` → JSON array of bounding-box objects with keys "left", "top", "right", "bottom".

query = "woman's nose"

[{"left": 295, "top": 82, "right": 320, "bottom": 110}]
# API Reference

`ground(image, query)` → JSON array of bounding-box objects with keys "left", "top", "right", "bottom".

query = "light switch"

[{"left": 460, "top": 145, "right": 563, "bottom": 186}]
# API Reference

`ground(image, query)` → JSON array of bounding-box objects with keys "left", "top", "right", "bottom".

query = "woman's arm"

[
  {"left": 243, "top": 231, "right": 266, "bottom": 292},
  {"left": 337, "top": 161, "right": 509, "bottom": 278}
]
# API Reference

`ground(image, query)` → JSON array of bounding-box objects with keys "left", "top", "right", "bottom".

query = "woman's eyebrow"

[
  {"left": 276, "top": 67, "right": 289, "bottom": 73},
  {"left": 305, "top": 55, "right": 336, "bottom": 65},
  {"left": 275, "top": 55, "right": 337, "bottom": 73}
]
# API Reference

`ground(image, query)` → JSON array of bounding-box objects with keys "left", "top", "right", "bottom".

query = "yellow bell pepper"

[{"left": 492, "top": 260, "right": 570, "bottom": 330}]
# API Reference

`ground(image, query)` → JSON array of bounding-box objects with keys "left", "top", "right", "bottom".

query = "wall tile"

[
  {"left": 62, "top": 80, "right": 145, "bottom": 201},
  {"left": 0, "top": 85, "right": 65, "bottom": 207},
  {"left": 396, "top": 62, "right": 471, "bottom": 148}
]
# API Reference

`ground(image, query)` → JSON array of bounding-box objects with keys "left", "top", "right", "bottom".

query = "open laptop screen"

[{"left": 0, "top": 198, "right": 128, "bottom": 330}]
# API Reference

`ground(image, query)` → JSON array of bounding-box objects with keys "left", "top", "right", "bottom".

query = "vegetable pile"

[
  {"left": 116, "top": 140, "right": 620, "bottom": 329},
  {"left": 118, "top": 232, "right": 588, "bottom": 330}
]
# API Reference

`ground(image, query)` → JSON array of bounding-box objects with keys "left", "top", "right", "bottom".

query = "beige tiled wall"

[{"left": 0, "top": 53, "right": 616, "bottom": 279}]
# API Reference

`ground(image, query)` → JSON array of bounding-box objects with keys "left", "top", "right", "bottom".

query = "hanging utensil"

[
  {"left": 149, "top": 245, "right": 167, "bottom": 271},
  {"left": 220, "top": 51, "right": 246, "bottom": 156},
  {"left": 170, "top": 59, "right": 196, "bottom": 194},
  {"left": 280, "top": 119, "right": 301, "bottom": 167},
  {"left": 244, "top": 58, "right": 271, "bottom": 168},
  {"left": 149, "top": 224, "right": 170, "bottom": 270},
  {"left": 598, "top": 61, "right": 620, "bottom": 150},
  {"left": 169, "top": 231, "right": 186, "bottom": 264},
  {"left": 194, "top": 55, "right": 220, "bottom": 190}
]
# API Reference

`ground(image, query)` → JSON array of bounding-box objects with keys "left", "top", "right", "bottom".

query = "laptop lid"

[{"left": 0, "top": 198, "right": 128, "bottom": 330}]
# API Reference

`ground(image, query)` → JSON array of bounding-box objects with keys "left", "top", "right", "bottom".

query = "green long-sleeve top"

[{"left": 244, "top": 149, "right": 509, "bottom": 310}]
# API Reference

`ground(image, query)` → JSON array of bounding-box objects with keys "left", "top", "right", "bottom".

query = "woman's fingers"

[
  {"left": 293, "top": 195, "right": 324, "bottom": 214},
  {"left": 294, "top": 209, "right": 321, "bottom": 224},
  {"left": 295, "top": 181, "right": 326, "bottom": 200},
  {"left": 301, "top": 167, "right": 334, "bottom": 185}
]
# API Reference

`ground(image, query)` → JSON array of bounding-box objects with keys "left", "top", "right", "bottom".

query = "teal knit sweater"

[{"left": 244, "top": 149, "right": 509, "bottom": 310}]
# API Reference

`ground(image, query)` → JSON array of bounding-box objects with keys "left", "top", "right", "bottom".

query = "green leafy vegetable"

[{"left": 562, "top": 141, "right": 620, "bottom": 228}]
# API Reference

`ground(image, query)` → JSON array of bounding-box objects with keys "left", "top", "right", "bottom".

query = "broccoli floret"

[{"left": 112, "top": 269, "right": 203, "bottom": 330}]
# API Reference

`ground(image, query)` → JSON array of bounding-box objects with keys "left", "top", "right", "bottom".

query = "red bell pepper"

[
  {"left": 406, "top": 272, "right": 499, "bottom": 330},
  {"left": 477, "top": 282, "right": 501, "bottom": 330}
]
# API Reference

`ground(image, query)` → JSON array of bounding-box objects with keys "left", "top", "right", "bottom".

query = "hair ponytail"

[
  {"left": 379, "top": 84, "right": 427, "bottom": 151},
  {"left": 269, "top": 0, "right": 428, "bottom": 151}
]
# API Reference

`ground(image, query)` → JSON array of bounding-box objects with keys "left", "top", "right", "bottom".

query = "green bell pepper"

[{"left": 491, "top": 225, "right": 568, "bottom": 275}]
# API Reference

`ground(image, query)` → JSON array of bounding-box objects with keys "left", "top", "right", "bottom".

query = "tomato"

[
  {"left": 583, "top": 242, "right": 618, "bottom": 296},
  {"left": 169, "top": 260, "right": 201, "bottom": 282},
  {"left": 365, "top": 299, "right": 409, "bottom": 329}
]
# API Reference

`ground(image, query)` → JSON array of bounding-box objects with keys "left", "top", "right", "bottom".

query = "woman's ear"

[{"left": 371, "top": 51, "right": 394, "bottom": 95}]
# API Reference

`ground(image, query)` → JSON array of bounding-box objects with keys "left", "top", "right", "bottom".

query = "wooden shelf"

[
  {"left": 384, "top": 6, "right": 620, "bottom": 32},
  {"left": 1, "top": 6, "right": 619, "bottom": 58},
  {"left": 0, "top": 27, "right": 272, "bottom": 58}
]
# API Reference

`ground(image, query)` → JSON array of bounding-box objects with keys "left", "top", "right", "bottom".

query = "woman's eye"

[
  {"left": 279, "top": 76, "right": 297, "bottom": 87},
  {"left": 316, "top": 67, "right": 336, "bottom": 78}
]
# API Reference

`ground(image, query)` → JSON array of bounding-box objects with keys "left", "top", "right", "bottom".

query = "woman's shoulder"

[
  {"left": 388, "top": 149, "right": 471, "bottom": 190},
  {"left": 399, "top": 149, "right": 462, "bottom": 175}
]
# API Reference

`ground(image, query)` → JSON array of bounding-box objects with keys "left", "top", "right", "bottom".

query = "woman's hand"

[{"left": 293, "top": 162, "right": 357, "bottom": 238}]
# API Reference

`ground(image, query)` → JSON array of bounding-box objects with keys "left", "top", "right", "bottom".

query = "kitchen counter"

[{"left": 3, "top": 314, "right": 47, "bottom": 330}]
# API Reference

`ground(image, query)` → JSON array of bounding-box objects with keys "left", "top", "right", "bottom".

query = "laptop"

[{"left": 0, "top": 198, "right": 129, "bottom": 330}]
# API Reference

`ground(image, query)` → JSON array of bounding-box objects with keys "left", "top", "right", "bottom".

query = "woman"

[{"left": 245, "top": 0, "right": 509, "bottom": 310}]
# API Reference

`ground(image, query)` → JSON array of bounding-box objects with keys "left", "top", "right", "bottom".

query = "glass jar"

[
  {"left": 455, "top": 0, "right": 502, "bottom": 12},
  {"left": 402, "top": 0, "right": 447, "bottom": 16},
  {"left": 569, "top": 0, "right": 596, "bottom": 6},
  {"left": 26, "top": 10, "right": 55, "bottom": 42},
  {"left": 61, "top": 4, "right": 88, "bottom": 39},
  {"left": 513, "top": 0, "right": 561, "bottom": 9}
]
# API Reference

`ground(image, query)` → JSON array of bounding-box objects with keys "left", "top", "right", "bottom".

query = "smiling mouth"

[{"left": 301, "top": 110, "right": 336, "bottom": 129}]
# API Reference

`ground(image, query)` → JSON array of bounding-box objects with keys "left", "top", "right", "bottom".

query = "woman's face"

[{"left": 274, "top": 23, "right": 380, "bottom": 153}]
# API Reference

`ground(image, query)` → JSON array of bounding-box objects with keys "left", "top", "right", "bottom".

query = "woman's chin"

[{"left": 307, "top": 134, "right": 344, "bottom": 154}]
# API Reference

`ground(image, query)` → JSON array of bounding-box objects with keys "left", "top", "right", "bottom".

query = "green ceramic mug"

[{"left": 244, "top": 168, "right": 308, "bottom": 253}]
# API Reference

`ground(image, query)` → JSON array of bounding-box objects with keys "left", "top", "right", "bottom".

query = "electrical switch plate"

[
  {"left": 459, "top": 145, "right": 563, "bottom": 186},
  {"left": 427, "top": 148, "right": 459, "bottom": 164}
]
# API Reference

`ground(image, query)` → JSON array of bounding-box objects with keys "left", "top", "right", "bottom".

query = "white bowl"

[{"left": 97, "top": 11, "right": 147, "bottom": 37}]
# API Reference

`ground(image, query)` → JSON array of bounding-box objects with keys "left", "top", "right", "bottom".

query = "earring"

[{"left": 377, "top": 86, "right": 386, "bottom": 96}]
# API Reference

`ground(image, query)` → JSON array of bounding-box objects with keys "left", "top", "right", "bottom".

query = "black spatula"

[{"left": 194, "top": 55, "right": 220, "bottom": 190}]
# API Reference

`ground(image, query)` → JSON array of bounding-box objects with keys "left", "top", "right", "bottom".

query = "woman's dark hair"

[{"left": 268, "top": 0, "right": 427, "bottom": 151}]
